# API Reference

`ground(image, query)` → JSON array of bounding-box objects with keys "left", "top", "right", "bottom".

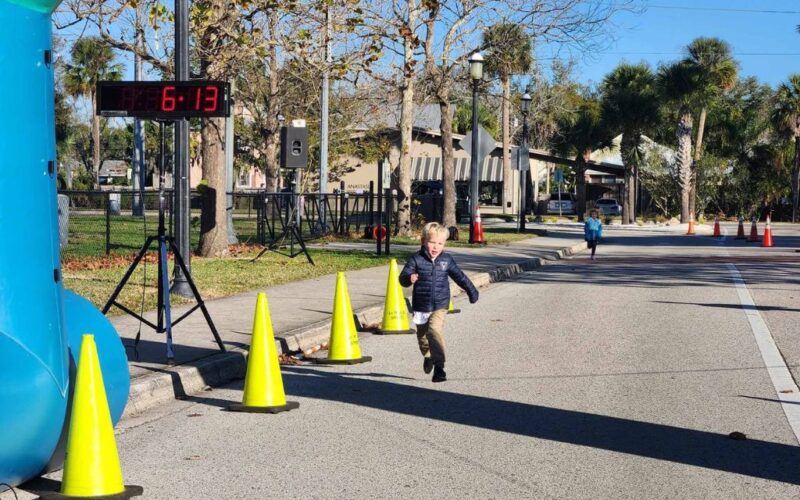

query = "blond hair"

[{"left": 421, "top": 222, "right": 449, "bottom": 244}]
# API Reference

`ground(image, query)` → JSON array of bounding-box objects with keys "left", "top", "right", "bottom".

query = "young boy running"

[{"left": 399, "top": 223, "right": 479, "bottom": 382}]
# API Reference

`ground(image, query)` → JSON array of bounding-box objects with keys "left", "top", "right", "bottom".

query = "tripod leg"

[
  {"left": 159, "top": 238, "right": 175, "bottom": 362},
  {"left": 169, "top": 239, "right": 226, "bottom": 352},
  {"left": 250, "top": 245, "right": 270, "bottom": 263},
  {"left": 103, "top": 236, "right": 156, "bottom": 314},
  {"left": 292, "top": 225, "right": 315, "bottom": 265}
]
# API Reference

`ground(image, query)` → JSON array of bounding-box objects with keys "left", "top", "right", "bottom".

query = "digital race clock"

[{"left": 96, "top": 81, "right": 231, "bottom": 118}]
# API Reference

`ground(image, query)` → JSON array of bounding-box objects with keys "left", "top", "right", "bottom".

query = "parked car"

[
  {"left": 547, "top": 192, "right": 575, "bottom": 215},
  {"left": 595, "top": 198, "right": 621, "bottom": 216}
]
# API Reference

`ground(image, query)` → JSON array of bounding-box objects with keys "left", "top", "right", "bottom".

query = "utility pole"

[
  {"left": 132, "top": 3, "right": 145, "bottom": 216},
  {"left": 518, "top": 92, "right": 531, "bottom": 232},
  {"left": 171, "top": 0, "right": 192, "bottom": 296},
  {"left": 468, "top": 52, "right": 484, "bottom": 244},
  {"left": 225, "top": 81, "right": 238, "bottom": 244},
  {"left": 318, "top": 6, "right": 332, "bottom": 232}
]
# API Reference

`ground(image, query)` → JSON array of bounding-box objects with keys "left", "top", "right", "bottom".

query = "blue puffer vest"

[{"left": 399, "top": 249, "right": 479, "bottom": 312}]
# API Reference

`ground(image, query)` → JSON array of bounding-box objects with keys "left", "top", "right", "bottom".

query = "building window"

[{"left": 479, "top": 182, "right": 503, "bottom": 206}]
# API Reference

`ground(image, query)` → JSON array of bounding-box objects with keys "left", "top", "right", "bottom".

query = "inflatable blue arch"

[{"left": 0, "top": 0, "right": 130, "bottom": 487}]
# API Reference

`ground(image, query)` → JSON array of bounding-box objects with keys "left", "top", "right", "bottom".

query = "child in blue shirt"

[{"left": 584, "top": 209, "right": 603, "bottom": 260}]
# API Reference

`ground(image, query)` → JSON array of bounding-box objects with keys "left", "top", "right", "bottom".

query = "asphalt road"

[{"left": 18, "top": 228, "right": 800, "bottom": 499}]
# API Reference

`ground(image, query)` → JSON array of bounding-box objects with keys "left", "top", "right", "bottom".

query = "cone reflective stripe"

[
  {"left": 686, "top": 214, "right": 696, "bottom": 235},
  {"left": 228, "top": 293, "right": 299, "bottom": 413},
  {"left": 471, "top": 205, "right": 485, "bottom": 244},
  {"left": 376, "top": 259, "right": 414, "bottom": 335},
  {"left": 314, "top": 273, "right": 371, "bottom": 364},
  {"left": 51, "top": 335, "right": 142, "bottom": 499},
  {"left": 762, "top": 215, "right": 774, "bottom": 247},
  {"left": 713, "top": 216, "right": 721, "bottom": 237},
  {"left": 748, "top": 218, "right": 759, "bottom": 242},
  {"left": 736, "top": 217, "right": 746, "bottom": 239},
  {"left": 447, "top": 299, "right": 461, "bottom": 314}
]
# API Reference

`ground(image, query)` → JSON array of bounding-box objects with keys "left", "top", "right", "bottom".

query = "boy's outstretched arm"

[
  {"left": 398, "top": 257, "right": 418, "bottom": 287},
  {"left": 447, "top": 257, "right": 479, "bottom": 303}
]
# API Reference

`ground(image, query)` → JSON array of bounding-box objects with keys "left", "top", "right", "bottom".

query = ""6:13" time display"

[{"left": 96, "top": 81, "right": 231, "bottom": 118}]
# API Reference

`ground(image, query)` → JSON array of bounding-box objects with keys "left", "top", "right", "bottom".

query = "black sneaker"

[
  {"left": 432, "top": 366, "right": 447, "bottom": 383},
  {"left": 423, "top": 357, "right": 434, "bottom": 374}
]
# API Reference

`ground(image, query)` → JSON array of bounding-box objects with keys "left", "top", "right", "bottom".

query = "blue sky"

[{"left": 564, "top": 0, "right": 799, "bottom": 88}]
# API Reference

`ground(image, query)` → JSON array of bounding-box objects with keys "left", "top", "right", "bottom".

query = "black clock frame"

[{"left": 96, "top": 80, "right": 231, "bottom": 119}]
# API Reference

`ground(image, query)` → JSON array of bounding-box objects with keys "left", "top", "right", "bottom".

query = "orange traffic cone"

[
  {"left": 470, "top": 205, "right": 485, "bottom": 244},
  {"left": 762, "top": 215, "right": 774, "bottom": 247},
  {"left": 748, "top": 217, "right": 759, "bottom": 242},
  {"left": 686, "top": 214, "right": 696, "bottom": 235},
  {"left": 712, "top": 215, "right": 721, "bottom": 237},
  {"left": 736, "top": 217, "right": 746, "bottom": 239}
]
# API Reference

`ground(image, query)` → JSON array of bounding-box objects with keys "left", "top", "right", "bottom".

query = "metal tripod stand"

[
  {"left": 252, "top": 169, "right": 314, "bottom": 265},
  {"left": 102, "top": 121, "right": 225, "bottom": 363}
]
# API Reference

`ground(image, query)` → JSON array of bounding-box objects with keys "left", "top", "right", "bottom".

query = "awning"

[{"left": 412, "top": 156, "right": 504, "bottom": 182}]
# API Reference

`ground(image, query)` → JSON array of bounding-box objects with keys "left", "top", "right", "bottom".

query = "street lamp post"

[
  {"left": 519, "top": 92, "right": 531, "bottom": 232},
  {"left": 468, "top": 51, "right": 484, "bottom": 244}
]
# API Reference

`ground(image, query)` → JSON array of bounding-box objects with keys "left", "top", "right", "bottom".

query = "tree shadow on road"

[
  {"left": 281, "top": 367, "right": 800, "bottom": 485},
  {"left": 512, "top": 238, "right": 800, "bottom": 290},
  {"left": 653, "top": 301, "right": 800, "bottom": 313}
]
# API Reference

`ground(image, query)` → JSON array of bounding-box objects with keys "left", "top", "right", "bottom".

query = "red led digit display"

[{"left": 96, "top": 81, "right": 230, "bottom": 118}]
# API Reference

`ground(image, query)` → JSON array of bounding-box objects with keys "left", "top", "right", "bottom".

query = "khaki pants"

[{"left": 417, "top": 309, "right": 448, "bottom": 367}]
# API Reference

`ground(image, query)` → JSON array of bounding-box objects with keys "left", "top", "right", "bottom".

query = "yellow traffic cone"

[
  {"left": 45, "top": 335, "right": 142, "bottom": 499},
  {"left": 228, "top": 293, "right": 299, "bottom": 414},
  {"left": 313, "top": 273, "right": 372, "bottom": 364},
  {"left": 376, "top": 259, "right": 414, "bottom": 335},
  {"left": 447, "top": 299, "right": 461, "bottom": 314}
]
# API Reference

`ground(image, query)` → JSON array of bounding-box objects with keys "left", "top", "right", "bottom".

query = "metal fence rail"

[{"left": 57, "top": 186, "right": 437, "bottom": 259}]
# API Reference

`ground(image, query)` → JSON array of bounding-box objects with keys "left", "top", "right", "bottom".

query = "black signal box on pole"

[{"left": 279, "top": 125, "right": 308, "bottom": 169}]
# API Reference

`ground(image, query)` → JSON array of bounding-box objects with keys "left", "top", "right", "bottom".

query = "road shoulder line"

[{"left": 727, "top": 262, "right": 800, "bottom": 443}]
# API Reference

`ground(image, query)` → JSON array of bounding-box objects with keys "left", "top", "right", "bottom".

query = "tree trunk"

[
  {"left": 690, "top": 107, "right": 707, "bottom": 219},
  {"left": 620, "top": 133, "right": 637, "bottom": 225},
  {"left": 439, "top": 99, "right": 456, "bottom": 227},
  {"left": 676, "top": 108, "right": 694, "bottom": 223},
  {"left": 627, "top": 170, "right": 636, "bottom": 224},
  {"left": 793, "top": 136, "right": 800, "bottom": 223},
  {"left": 396, "top": 3, "right": 418, "bottom": 236},
  {"left": 575, "top": 149, "right": 590, "bottom": 222},
  {"left": 91, "top": 91, "right": 101, "bottom": 188},
  {"left": 264, "top": 137, "right": 280, "bottom": 192},
  {"left": 397, "top": 70, "right": 415, "bottom": 235},
  {"left": 263, "top": 41, "right": 281, "bottom": 193},
  {"left": 199, "top": 117, "right": 229, "bottom": 257},
  {"left": 501, "top": 76, "right": 512, "bottom": 214}
]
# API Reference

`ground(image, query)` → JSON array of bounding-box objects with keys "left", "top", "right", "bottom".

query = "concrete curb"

[{"left": 122, "top": 239, "right": 588, "bottom": 420}]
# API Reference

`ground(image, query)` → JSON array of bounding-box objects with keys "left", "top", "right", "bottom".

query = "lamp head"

[
  {"left": 521, "top": 93, "right": 531, "bottom": 114},
  {"left": 468, "top": 52, "right": 484, "bottom": 81}
]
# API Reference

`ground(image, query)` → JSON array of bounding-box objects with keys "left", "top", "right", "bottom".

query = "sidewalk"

[{"left": 115, "top": 229, "right": 588, "bottom": 419}]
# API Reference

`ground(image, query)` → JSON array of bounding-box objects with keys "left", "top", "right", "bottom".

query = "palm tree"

[
  {"left": 773, "top": 74, "right": 800, "bottom": 222},
  {"left": 657, "top": 61, "right": 700, "bottom": 222},
  {"left": 551, "top": 93, "right": 613, "bottom": 221},
  {"left": 601, "top": 63, "right": 659, "bottom": 224},
  {"left": 483, "top": 23, "right": 533, "bottom": 214},
  {"left": 63, "top": 37, "right": 123, "bottom": 188},
  {"left": 684, "top": 37, "right": 738, "bottom": 216}
]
